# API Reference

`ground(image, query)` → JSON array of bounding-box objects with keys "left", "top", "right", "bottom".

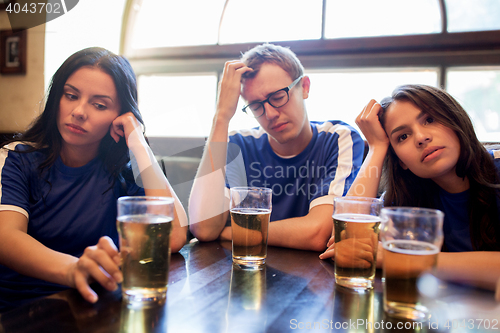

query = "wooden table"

[{"left": 0, "top": 241, "right": 499, "bottom": 333}]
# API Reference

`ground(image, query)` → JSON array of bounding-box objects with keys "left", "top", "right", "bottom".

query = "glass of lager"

[
  {"left": 380, "top": 207, "right": 444, "bottom": 321},
  {"left": 332, "top": 196, "right": 383, "bottom": 290},
  {"left": 229, "top": 187, "right": 272, "bottom": 269},
  {"left": 117, "top": 196, "right": 175, "bottom": 303}
]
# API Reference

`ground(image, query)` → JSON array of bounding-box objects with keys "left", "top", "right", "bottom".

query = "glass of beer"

[
  {"left": 380, "top": 207, "right": 444, "bottom": 321},
  {"left": 229, "top": 187, "right": 272, "bottom": 269},
  {"left": 333, "top": 196, "right": 383, "bottom": 290},
  {"left": 117, "top": 196, "right": 175, "bottom": 303}
]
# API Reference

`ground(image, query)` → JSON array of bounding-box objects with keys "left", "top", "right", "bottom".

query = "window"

[
  {"left": 219, "top": 0, "right": 322, "bottom": 44},
  {"left": 305, "top": 69, "right": 438, "bottom": 131},
  {"left": 123, "top": 0, "right": 500, "bottom": 140},
  {"left": 446, "top": 0, "right": 500, "bottom": 33},
  {"left": 45, "top": 0, "right": 126, "bottom": 90},
  {"left": 446, "top": 68, "right": 500, "bottom": 142},
  {"left": 325, "top": 0, "right": 441, "bottom": 38},
  {"left": 130, "top": 0, "right": 225, "bottom": 48},
  {"left": 138, "top": 74, "right": 217, "bottom": 137}
]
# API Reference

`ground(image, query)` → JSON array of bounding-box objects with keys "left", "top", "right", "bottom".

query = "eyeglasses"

[{"left": 242, "top": 75, "right": 304, "bottom": 118}]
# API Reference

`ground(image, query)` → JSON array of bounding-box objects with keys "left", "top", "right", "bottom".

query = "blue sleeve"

[
  {"left": 343, "top": 128, "right": 364, "bottom": 193},
  {"left": 490, "top": 149, "right": 500, "bottom": 171},
  {"left": 0, "top": 147, "right": 31, "bottom": 216},
  {"left": 309, "top": 123, "right": 364, "bottom": 204}
]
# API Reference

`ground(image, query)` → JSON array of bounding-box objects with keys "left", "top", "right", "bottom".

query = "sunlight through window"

[
  {"left": 325, "top": 0, "right": 441, "bottom": 38},
  {"left": 131, "top": 0, "right": 225, "bottom": 48},
  {"left": 138, "top": 74, "right": 217, "bottom": 137},
  {"left": 219, "top": 0, "right": 322, "bottom": 44},
  {"left": 446, "top": 0, "right": 500, "bottom": 32},
  {"left": 305, "top": 69, "right": 438, "bottom": 136},
  {"left": 447, "top": 68, "right": 500, "bottom": 142}
]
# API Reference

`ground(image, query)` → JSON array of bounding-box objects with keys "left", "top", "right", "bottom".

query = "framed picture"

[{"left": 0, "top": 29, "right": 26, "bottom": 75}]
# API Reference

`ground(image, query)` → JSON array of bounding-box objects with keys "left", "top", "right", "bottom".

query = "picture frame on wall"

[{"left": 0, "top": 29, "right": 26, "bottom": 75}]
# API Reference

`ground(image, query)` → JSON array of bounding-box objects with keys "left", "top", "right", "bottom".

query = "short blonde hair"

[{"left": 241, "top": 43, "right": 304, "bottom": 81}]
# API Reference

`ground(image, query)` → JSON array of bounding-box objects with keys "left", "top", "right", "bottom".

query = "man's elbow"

[
  {"left": 170, "top": 233, "right": 187, "bottom": 254},
  {"left": 307, "top": 236, "right": 329, "bottom": 252},
  {"left": 307, "top": 221, "right": 332, "bottom": 252},
  {"left": 189, "top": 222, "right": 221, "bottom": 242}
]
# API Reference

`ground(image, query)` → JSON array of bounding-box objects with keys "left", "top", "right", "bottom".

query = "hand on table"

[
  {"left": 319, "top": 235, "right": 335, "bottom": 260},
  {"left": 319, "top": 235, "right": 384, "bottom": 269},
  {"left": 67, "top": 236, "right": 122, "bottom": 303},
  {"left": 326, "top": 238, "right": 375, "bottom": 269}
]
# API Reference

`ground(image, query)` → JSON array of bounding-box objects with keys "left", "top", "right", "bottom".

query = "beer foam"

[
  {"left": 230, "top": 208, "right": 272, "bottom": 215},
  {"left": 332, "top": 213, "right": 381, "bottom": 223},
  {"left": 117, "top": 215, "right": 173, "bottom": 224},
  {"left": 383, "top": 240, "right": 440, "bottom": 255}
]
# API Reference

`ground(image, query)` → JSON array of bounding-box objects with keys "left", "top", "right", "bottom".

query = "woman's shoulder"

[
  {"left": 489, "top": 149, "right": 500, "bottom": 159},
  {"left": 2, "top": 141, "right": 33, "bottom": 150},
  {"left": 0, "top": 143, "right": 47, "bottom": 183},
  {"left": 487, "top": 149, "right": 500, "bottom": 176},
  {"left": 1, "top": 141, "right": 36, "bottom": 157},
  {"left": 1, "top": 141, "right": 50, "bottom": 153},
  {"left": 488, "top": 149, "right": 500, "bottom": 163},
  {"left": 1, "top": 141, "right": 48, "bottom": 165}
]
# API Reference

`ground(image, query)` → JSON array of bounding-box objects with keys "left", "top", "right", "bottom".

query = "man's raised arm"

[{"left": 189, "top": 61, "right": 253, "bottom": 241}]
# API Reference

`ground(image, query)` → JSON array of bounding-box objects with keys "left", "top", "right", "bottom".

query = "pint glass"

[
  {"left": 333, "top": 196, "right": 383, "bottom": 290},
  {"left": 117, "top": 196, "right": 175, "bottom": 303},
  {"left": 380, "top": 207, "right": 444, "bottom": 320},
  {"left": 230, "top": 187, "right": 272, "bottom": 269}
]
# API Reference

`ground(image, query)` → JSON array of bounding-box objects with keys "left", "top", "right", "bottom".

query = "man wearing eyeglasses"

[{"left": 189, "top": 44, "right": 364, "bottom": 251}]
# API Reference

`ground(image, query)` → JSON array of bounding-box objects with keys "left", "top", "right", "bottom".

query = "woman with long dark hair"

[
  {"left": 321, "top": 84, "right": 500, "bottom": 289},
  {"left": 0, "top": 47, "right": 187, "bottom": 311}
]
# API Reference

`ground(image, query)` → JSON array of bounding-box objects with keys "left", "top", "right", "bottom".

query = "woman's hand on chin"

[{"left": 109, "top": 112, "right": 143, "bottom": 145}]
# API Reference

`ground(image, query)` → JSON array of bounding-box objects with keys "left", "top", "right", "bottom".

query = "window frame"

[
  {"left": 124, "top": 31, "right": 500, "bottom": 93},
  {"left": 122, "top": 0, "right": 500, "bottom": 84},
  {"left": 121, "top": 0, "right": 500, "bottom": 140}
]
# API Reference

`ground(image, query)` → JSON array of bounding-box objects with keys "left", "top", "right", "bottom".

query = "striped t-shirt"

[{"left": 225, "top": 120, "right": 364, "bottom": 222}]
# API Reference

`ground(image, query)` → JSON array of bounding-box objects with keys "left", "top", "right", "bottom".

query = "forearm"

[
  {"left": 189, "top": 186, "right": 229, "bottom": 241},
  {"left": 346, "top": 145, "right": 388, "bottom": 198},
  {"left": 0, "top": 229, "right": 77, "bottom": 287},
  {"left": 189, "top": 61, "right": 253, "bottom": 240},
  {"left": 128, "top": 130, "right": 188, "bottom": 252},
  {"left": 435, "top": 251, "right": 500, "bottom": 291},
  {"left": 267, "top": 204, "right": 333, "bottom": 252},
  {"left": 141, "top": 184, "right": 188, "bottom": 253},
  {"left": 188, "top": 117, "right": 232, "bottom": 241},
  {"left": 141, "top": 174, "right": 188, "bottom": 252}
]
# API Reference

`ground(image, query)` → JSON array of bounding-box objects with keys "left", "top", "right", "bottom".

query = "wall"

[{"left": 0, "top": 10, "right": 45, "bottom": 133}]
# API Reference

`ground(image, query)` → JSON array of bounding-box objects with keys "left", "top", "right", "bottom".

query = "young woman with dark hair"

[
  {"left": 0, "top": 47, "right": 187, "bottom": 311},
  {"left": 321, "top": 84, "right": 500, "bottom": 290}
]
